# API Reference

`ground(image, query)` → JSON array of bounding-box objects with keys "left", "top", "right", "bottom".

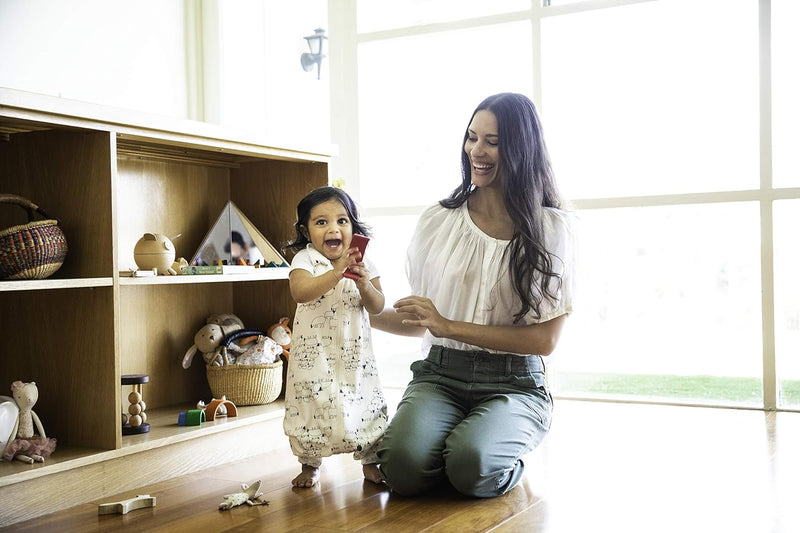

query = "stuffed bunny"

[
  {"left": 182, "top": 314, "right": 245, "bottom": 368},
  {"left": 2, "top": 381, "right": 57, "bottom": 463}
]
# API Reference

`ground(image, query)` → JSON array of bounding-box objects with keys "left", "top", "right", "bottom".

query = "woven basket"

[
  {"left": 206, "top": 330, "right": 283, "bottom": 405},
  {"left": 0, "top": 194, "right": 68, "bottom": 280}
]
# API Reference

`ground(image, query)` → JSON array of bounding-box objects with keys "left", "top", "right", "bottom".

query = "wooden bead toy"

[{"left": 121, "top": 374, "right": 150, "bottom": 435}]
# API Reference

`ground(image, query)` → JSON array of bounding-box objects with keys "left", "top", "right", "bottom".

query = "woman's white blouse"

[{"left": 406, "top": 202, "right": 576, "bottom": 355}]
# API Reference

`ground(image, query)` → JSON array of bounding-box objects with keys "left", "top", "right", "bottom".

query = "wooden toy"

[
  {"left": 204, "top": 397, "right": 238, "bottom": 421},
  {"left": 177, "top": 409, "right": 206, "bottom": 426},
  {"left": 98, "top": 494, "right": 156, "bottom": 515},
  {"left": 121, "top": 374, "right": 150, "bottom": 435},
  {"left": 133, "top": 232, "right": 176, "bottom": 275}
]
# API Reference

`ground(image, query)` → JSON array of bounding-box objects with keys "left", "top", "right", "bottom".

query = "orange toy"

[{"left": 267, "top": 317, "right": 292, "bottom": 359}]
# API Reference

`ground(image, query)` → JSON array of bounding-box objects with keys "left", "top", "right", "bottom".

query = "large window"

[
  {"left": 554, "top": 203, "right": 763, "bottom": 406},
  {"left": 772, "top": 1, "right": 800, "bottom": 188},
  {"left": 357, "top": 0, "right": 531, "bottom": 32},
  {"left": 344, "top": 0, "right": 800, "bottom": 410},
  {"left": 541, "top": 0, "right": 764, "bottom": 406},
  {"left": 358, "top": 21, "right": 534, "bottom": 208},
  {"left": 774, "top": 200, "right": 800, "bottom": 407},
  {"left": 542, "top": 0, "right": 759, "bottom": 199}
]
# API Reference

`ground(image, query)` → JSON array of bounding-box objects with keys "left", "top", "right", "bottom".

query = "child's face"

[{"left": 303, "top": 199, "right": 353, "bottom": 261}]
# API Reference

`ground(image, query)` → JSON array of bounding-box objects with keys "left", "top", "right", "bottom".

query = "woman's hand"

[
  {"left": 389, "top": 295, "right": 569, "bottom": 355},
  {"left": 393, "top": 296, "right": 450, "bottom": 338}
]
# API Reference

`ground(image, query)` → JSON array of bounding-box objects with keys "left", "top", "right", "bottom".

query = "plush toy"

[
  {"left": 226, "top": 332, "right": 282, "bottom": 365},
  {"left": 2, "top": 381, "right": 57, "bottom": 464},
  {"left": 207, "top": 313, "right": 244, "bottom": 331},
  {"left": 182, "top": 314, "right": 245, "bottom": 368},
  {"left": 267, "top": 317, "right": 292, "bottom": 359}
]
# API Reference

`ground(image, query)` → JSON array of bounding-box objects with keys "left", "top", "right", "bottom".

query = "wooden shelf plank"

[
  {"left": 0, "top": 277, "right": 112, "bottom": 291},
  {"left": 118, "top": 267, "right": 290, "bottom": 285},
  {"left": 0, "top": 87, "right": 336, "bottom": 163}
]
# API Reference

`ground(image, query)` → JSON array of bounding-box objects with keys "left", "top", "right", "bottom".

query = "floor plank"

[{"left": 5, "top": 399, "right": 800, "bottom": 533}]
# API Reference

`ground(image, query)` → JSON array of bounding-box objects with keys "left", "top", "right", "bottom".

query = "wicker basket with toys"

[{"left": 182, "top": 314, "right": 284, "bottom": 405}]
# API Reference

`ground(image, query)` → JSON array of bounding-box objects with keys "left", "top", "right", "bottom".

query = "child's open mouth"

[{"left": 324, "top": 239, "right": 342, "bottom": 248}]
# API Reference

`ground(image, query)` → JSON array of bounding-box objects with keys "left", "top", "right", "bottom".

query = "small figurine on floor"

[
  {"left": 218, "top": 480, "right": 269, "bottom": 510},
  {"left": 98, "top": 494, "right": 157, "bottom": 515},
  {"left": 2, "top": 381, "right": 57, "bottom": 464}
]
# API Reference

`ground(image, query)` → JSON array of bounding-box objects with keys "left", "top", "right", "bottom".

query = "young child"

[{"left": 283, "top": 186, "right": 387, "bottom": 488}]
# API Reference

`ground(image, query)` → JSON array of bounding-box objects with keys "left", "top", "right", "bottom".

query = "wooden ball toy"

[
  {"left": 121, "top": 374, "right": 150, "bottom": 435},
  {"left": 133, "top": 233, "right": 176, "bottom": 275}
]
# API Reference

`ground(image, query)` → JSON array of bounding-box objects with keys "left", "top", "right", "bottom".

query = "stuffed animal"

[
  {"left": 2, "top": 381, "right": 57, "bottom": 463},
  {"left": 182, "top": 314, "right": 245, "bottom": 368},
  {"left": 207, "top": 313, "right": 244, "bottom": 331},
  {"left": 267, "top": 317, "right": 292, "bottom": 359},
  {"left": 226, "top": 332, "right": 283, "bottom": 365}
]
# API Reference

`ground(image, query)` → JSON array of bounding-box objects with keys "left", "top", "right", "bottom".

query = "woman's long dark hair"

[
  {"left": 284, "top": 186, "right": 372, "bottom": 254},
  {"left": 441, "top": 93, "right": 564, "bottom": 323}
]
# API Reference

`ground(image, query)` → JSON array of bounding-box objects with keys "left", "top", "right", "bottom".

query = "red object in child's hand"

[{"left": 343, "top": 234, "right": 370, "bottom": 280}]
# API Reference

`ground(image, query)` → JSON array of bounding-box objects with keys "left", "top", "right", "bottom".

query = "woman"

[{"left": 372, "top": 92, "right": 576, "bottom": 498}]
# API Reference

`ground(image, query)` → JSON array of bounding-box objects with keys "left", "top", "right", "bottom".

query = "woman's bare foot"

[
  {"left": 292, "top": 464, "right": 320, "bottom": 487},
  {"left": 362, "top": 463, "right": 385, "bottom": 485}
]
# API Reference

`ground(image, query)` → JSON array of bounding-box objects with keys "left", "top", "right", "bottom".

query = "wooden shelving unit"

[{"left": 0, "top": 88, "right": 330, "bottom": 526}]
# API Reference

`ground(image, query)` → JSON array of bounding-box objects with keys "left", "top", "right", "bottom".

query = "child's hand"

[
  {"left": 331, "top": 246, "right": 361, "bottom": 278},
  {"left": 354, "top": 263, "right": 385, "bottom": 315},
  {"left": 351, "top": 262, "right": 371, "bottom": 288}
]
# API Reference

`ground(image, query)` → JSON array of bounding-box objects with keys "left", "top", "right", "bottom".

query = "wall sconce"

[{"left": 300, "top": 27, "right": 327, "bottom": 80}]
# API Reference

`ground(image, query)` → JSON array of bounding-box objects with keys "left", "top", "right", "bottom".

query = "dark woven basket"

[{"left": 0, "top": 194, "right": 68, "bottom": 280}]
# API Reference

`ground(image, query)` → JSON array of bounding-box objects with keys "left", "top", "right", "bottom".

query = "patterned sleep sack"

[{"left": 283, "top": 246, "right": 387, "bottom": 466}]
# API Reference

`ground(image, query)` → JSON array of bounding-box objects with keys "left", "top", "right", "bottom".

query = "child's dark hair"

[{"left": 285, "top": 186, "right": 372, "bottom": 253}]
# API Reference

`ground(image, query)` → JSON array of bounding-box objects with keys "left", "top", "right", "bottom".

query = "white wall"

[
  {"left": 0, "top": 0, "right": 188, "bottom": 117},
  {"left": 0, "top": 0, "right": 330, "bottom": 149}
]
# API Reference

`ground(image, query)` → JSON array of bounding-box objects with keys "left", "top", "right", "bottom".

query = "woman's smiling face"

[
  {"left": 304, "top": 198, "right": 353, "bottom": 261},
  {"left": 464, "top": 109, "right": 501, "bottom": 190}
]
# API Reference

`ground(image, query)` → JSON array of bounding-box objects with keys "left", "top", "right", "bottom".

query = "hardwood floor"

[{"left": 5, "top": 398, "right": 800, "bottom": 533}]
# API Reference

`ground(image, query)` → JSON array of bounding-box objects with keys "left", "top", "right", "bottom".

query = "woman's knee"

[
  {"left": 445, "top": 442, "right": 523, "bottom": 498},
  {"left": 378, "top": 438, "right": 443, "bottom": 496}
]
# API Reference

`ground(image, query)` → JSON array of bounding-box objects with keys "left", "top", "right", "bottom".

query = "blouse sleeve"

[
  {"left": 528, "top": 209, "right": 578, "bottom": 324},
  {"left": 405, "top": 204, "right": 445, "bottom": 295}
]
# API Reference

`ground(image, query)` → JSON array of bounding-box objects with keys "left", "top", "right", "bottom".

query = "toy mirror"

[{"left": 190, "top": 202, "right": 287, "bottom": 266}]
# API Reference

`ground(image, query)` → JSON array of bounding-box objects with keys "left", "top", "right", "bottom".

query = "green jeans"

[{"left": 377, "top": 345, "right": 552, "bottom": 498}]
